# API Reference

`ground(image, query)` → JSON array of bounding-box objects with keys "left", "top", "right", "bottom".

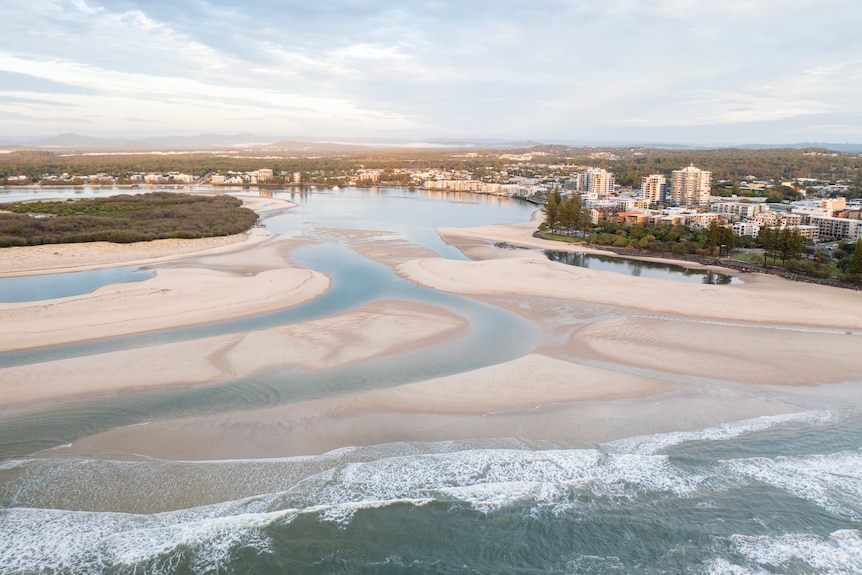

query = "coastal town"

[{"left": 3, "top": 146, "right": 862, "bottom": 288}]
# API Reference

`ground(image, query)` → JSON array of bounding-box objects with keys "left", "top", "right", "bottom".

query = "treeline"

[
  {"left": 758, "top": 226, "right": 805, "bottom": 266},
  {"left": 0, "top": 193, "right": 257, "bottom": 246},
  {"left": 586, "top": 221, "right": 726, "bottom": 256},
  {"left": 543, "top": 193, "right": 589, "bottom": 237},
  {"left": 2, "top": 147, "right": 861, "bottom": 193}
]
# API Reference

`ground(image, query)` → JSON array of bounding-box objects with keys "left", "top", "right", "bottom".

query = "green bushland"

[{"left": 0, "top": 192, "right": 258, "bottom": 247}]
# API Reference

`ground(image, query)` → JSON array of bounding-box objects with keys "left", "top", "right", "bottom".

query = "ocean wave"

[
  {"left": 729, "top": 530, "right": 862, "bottom": 575},
  {"left": 0, "top": 446, "right": 700, "bottom": 573},
  {"left": 272, "top": 448, "right": 702, "bottom": 518},
  {"left": 606, "top": 410, "right": 836, "bottom": 455},
  {"left": 700, "top": 557, "right": 771, "bottom": 575},
  {"left": 0, "top": 505, "right": 292, "bottom": 574},
  {"left": 722, "top": 450, "right": 862, "bottom": 519}
]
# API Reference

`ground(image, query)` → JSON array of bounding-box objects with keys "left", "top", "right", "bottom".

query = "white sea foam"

[
  {"left": 270, "top": 447, "right": 704, "bottom": 521},
  {"left": 0, "top": 446, "right": 702, "bottom": 571},
  {"left": 730, "top": 530, "right": 862, "bottom": 574},
  {"left": 722, "top": 450, "right": 862, "bottom": 519},
  {"left": 606, "top": 410, "right": 835, "bottom": 455},
  {"left": 699, "top": 557, "right": 770, "bottom": 575},
  {"left": 313, "top": 497, "right": 434, "bottom": 526},
  {"left": 0, "top": 505, "right": 296, "bottom": 574}
]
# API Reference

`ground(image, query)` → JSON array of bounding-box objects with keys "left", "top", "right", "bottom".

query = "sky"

[{"left": 1, "top": 0, "right": 861, "bottom": 145}]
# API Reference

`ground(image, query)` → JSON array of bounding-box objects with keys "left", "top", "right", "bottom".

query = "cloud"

[
  {"left": 0, "top": 71, "right": 94, "bottom": 95},
  {"left": 0, "top": 0, "right": 861, "bottom": 142}
]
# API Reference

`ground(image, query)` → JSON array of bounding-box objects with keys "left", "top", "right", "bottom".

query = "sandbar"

[
  {"left": 398, "top": 253, "right": 862, "bottom": 330},
  {"left": 0, "top": 299, "right": 467, "bottom": 411}
]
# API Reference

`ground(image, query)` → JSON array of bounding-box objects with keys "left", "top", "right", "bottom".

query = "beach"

[{"left": 1, "top": 192, "right": 860, "bottom": 459}]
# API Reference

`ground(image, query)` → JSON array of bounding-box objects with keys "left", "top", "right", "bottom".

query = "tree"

[
  {"left": 777, "top": 227, "right": 804, "bottom": 265},
  {"left": 557, "top": 195, "right": 582, "bottom": 236},
  {"left": 580, "top": 206, "right": 591, "bottom": 238},
  {"left": 545, "top": 194, "right": 558, "bottom": 233},
  {"left": 718, "top": 226, "right": 735, "bottom": 257},
  {"left": 706, "top": 220, "right": 721, "bottom": 255},
  {"left": 558, "top": 198, "right": 577, "bottom": 235},
  {"left": 759, "top": 226, "right": 777, "bottom": 265},
  {"left": 850, "top": 238, "right": 862, "bottom": 278}
]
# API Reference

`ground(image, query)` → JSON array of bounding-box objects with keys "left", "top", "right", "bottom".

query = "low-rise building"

[
  {"left": 732, "top": 220, "right": 761, "bottom": 238},
  {"left": 790, "top": 225, "right": 820, "bottom": 241},
  {"left": 709, "top": 201, "right": 769, "bottom": 221},
  {"left": 681, "top": 212, "right": 722, "bottom": 228},
  {"left": 809, "top": 216, "right": 862, "bottom": 241}
]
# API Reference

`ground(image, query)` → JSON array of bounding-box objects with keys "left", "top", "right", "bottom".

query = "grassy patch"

[
  {"left": 539, "top": 231, "right": 586, "bottom": 243},
  {"left": 730, "top": 252, "right": 762, "bottom": 262}
]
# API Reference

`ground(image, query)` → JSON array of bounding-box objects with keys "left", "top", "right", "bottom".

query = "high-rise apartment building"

[
  {"left": 641, "top": 174, "right": 667, "bottom": 206},
  {"left": 671, "top": 165, "right": 711, "bottom": 206},
  {"left": 587, "top": 168, "right": 615, "bottom": 197}
]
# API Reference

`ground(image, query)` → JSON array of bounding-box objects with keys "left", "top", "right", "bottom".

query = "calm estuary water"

[
  {"left": 1, "top": 186, "right": 860, "bottom": 574},
  {"left": 546, "top": 250, "right": 742, "bottom": 284}
]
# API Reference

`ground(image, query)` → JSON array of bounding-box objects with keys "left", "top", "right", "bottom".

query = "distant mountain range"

[{"left": 2, "top": 133, "right": 862, "bottom": 153}]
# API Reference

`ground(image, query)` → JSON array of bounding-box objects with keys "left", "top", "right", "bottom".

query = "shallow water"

[
  {"left": 0, "top": 265, "right": 154, "bottom": 302},
  {"left": 546, "top": 250, "right": 742, "bottom": 284},
  {"left": 1, "top": 187, "right": 860, "bottom": 574}
]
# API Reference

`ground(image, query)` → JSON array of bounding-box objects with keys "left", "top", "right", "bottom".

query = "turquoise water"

[{"left": 1, "top": 187, "right": 860, "bottom": 574}]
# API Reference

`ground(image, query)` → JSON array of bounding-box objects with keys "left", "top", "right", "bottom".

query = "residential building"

[
  {"left": 641, "top": 174, "right": 666, "bottom": 206},
  {"left": 587, "top": 169, "right": 615, "bottom": 197},
  {"left": 681, "top": 212, "right": 722, "bottom": 228},
  {"left": 709, "top": 201, "right": 769, "bottom": 221},
  {"left": 809, "top": 216, "right": 862, "bottom": 241},
  {"left": 732, "top": 221, "right": 761, "bottom": 238},
  {"left": 671, "top": 165, "right": 712, "bottom": 206},
  {"left": 790, "top": 225, "right": 820, "bottom": 241}
]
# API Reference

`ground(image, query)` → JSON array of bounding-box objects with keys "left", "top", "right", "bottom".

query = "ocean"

[{"left": 1, "top": 410, "right": 861, "bottom": 573}]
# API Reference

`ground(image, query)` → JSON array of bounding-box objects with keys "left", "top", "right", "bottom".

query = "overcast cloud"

[{"left": 1, "top": 0, "right": 860, "bottom": 144}]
